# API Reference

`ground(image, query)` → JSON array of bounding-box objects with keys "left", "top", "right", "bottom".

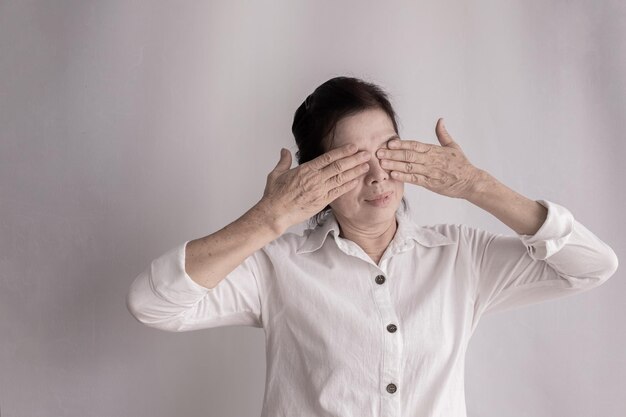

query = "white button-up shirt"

[{"left": 126, "top": 199, "right": 618, "bottom": 417}]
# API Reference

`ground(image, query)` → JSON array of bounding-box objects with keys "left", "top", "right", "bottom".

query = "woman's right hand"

[{"left": 259, "top": 144, "right": 372, "bottom": 234}]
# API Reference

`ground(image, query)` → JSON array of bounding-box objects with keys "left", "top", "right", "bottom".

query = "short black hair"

[{"left": 291, "top": 76, "right": 409, "bottom": 228}]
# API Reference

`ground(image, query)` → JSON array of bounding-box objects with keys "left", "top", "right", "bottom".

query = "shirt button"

[
  {"left": 375, "top": 274, "right": 386, "bottom": 285},
  {"left": 386, "top": 383, "right": 397, "bottom": 394},
  {"left": 387, "top": 324, "right": 397, "bottom": 333}
]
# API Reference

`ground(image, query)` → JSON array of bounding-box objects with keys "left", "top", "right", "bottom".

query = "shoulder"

[{"left": 418, "top": 222, "right": 496, "bottom": 246}]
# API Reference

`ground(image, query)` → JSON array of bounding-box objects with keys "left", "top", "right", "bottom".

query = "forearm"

[
  {"left": 185, "top": 200, "right": 282, "bottom": 289},
  {"left": 466, "top": 170, "right": 548, "bottom": 236}
]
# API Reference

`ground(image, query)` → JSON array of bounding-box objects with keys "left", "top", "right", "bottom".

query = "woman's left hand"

[{"left": 376, "top": 118, "right": 484, "bottom": 200}]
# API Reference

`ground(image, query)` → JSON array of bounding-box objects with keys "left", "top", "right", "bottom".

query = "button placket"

[{"left": 371, "top": 270, "right": 403, "bottom": 417}]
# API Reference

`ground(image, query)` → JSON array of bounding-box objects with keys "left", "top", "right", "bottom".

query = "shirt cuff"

[
  {"left": 516, "top": 199, "right": 575, "bottom": 261},
  {"left": 150, "top": 240, "right": 212, "bottom": 306}
]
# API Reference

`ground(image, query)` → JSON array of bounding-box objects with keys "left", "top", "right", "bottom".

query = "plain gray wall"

[{"left": 1, "top": 1, "right": 624, "bottom": 416}]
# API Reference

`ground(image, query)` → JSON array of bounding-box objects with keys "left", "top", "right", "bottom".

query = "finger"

[
  {"left": 325, "top": 158, "right": 370, "bottom": 189},
  {"left": 435, "top": 118, "right": 462, "bottom": 150},
  {"left": 390, "top": 170, "right": 432, "bottom": 186},
  {"left": 318, "top": 149, "right": 371, "bottom": 183},
  {"left": 273, "top": 148, "right": 292, "bottom": 173},
  {"left": 308, "top": 144, "right": 359, "bottom": 172},
  {"left": 381, "top": 160, "right": 428, "bottom": 177},
  {"left": 326, "top": 172, "right": 362, "bottom": 200},
  {"left": 376, "top": 148, "right": 427, "bottom": 164},
  {"left": 387, "top": 138, "right": 432, "bottom": 153}
]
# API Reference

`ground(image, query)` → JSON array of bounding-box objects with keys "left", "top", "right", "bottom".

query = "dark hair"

[{"left": 291, "top": 76, "right": 410, "bottom": 229}]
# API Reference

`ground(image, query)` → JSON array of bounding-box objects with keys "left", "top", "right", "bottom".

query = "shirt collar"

[{"left": 295, "top": 210, "right": 455, "bottom": 255}]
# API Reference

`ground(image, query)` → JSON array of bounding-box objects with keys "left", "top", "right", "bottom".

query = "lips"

[{"left": 366, "top": 191, "right": 393, "bottom": 201}]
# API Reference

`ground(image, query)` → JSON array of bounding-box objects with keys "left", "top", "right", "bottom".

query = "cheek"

[
  {"left": 392, "top": 183, "right": 404, "bottom": 200},
  {"left": 334, "top": 185, "right": 363, "bottom": 205}
]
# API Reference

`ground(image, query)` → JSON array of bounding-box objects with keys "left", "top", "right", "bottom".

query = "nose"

[{"left": 364, "top": 153, "right": 389, "bottom": 184}]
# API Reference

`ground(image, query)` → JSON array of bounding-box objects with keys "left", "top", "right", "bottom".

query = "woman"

[{"left": 126, "top": 76, "right": 618, "bottom": 417}]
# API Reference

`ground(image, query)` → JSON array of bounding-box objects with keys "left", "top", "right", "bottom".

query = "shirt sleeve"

[
  {"left": 126, "top": 240, "right": 266, "bottom": 332},
  {"left": 472, "top": 199, "right": 619, "bottom": 319}
]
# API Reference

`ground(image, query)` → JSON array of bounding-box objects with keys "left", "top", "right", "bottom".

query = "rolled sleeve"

[
  {"left": 126, "top": 240, "right": 265, "bottom": 332},
  {"left": 472, "top": 199, "right": 619, "bottom": 318},
  {"left": 517, "top": 199, "right": 575, "bottom": 260}
]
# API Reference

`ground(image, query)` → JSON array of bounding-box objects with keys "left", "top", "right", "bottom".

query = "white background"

[{"left": 1, "top": 1, "right": 624, "bottom": 416}]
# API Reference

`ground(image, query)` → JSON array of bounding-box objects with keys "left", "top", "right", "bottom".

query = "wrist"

[
  {"left": 465, "top": 169, "right": 497, "bottom": 203},
  {"left": 252, "top": 199, "right": 287, "bottom": 237}
]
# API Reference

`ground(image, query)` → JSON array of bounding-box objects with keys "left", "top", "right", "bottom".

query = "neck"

[{"left": 337, "top": 215, "right": 398, "bottom": 260}]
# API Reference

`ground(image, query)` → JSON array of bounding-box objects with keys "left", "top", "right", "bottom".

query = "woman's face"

[{"left": 327, "top": 107, "right": 404, "bottom": 226}]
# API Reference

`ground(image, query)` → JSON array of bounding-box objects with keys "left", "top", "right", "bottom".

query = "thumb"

[
  {"left": 435, "top": 118, "right": 461, "bottom": 150},
  {"left": 273, "top": 148, "right": 292, "bottom": 173}
]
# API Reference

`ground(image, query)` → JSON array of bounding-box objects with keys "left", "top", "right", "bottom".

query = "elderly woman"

[{"left": 126, "top": 76, "right": 618, "bottom": 417}]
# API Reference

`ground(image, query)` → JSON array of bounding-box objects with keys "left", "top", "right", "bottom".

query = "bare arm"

[
  {"left": 126, "top": 145, "right": 369, "bottom": 330},
  {"left": 184, "top": 144, "right": 371, "bottom": 289},
  {"left": 184, "top": 200, "right": 282, "bottom": 289},
  {"left": 466, "top": 170, "right": 548, "bottom": 236}
]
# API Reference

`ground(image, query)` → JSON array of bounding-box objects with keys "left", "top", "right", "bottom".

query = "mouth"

[{"left": 366, "top": 191, "right": 393, "bottom": 202}]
